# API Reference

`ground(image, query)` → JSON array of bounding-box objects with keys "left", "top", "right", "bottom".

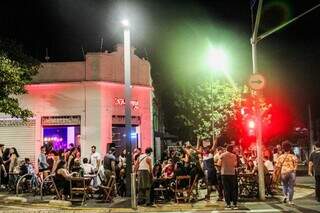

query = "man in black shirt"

[
  {"left": 309, "top": 142, "right": 320, "bottom": 202},
  {"left": 103, "top": 147, "right": 116, "bottom": 183}
]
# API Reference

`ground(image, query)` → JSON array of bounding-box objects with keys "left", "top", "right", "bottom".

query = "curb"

[
  {"left": 48, "top": 200, "right": 72, "bottom": 207},
  {"left": 3, "top": 196, "right": 27, "bottom": 204}
]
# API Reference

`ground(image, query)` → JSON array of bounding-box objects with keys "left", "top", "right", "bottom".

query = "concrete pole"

[
  {"left": 308, "top": 104, "right": 314, "bottom": 156},
  {"left": 251, "top": 0, "right": 265, "bottom": 200},
  {"left": 124, "top": 27, "right": 133, "bottom": 198}
]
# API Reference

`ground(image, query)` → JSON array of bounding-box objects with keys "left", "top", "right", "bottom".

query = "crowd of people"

[{"left": 0, "top": 139, "right": 319, "bottom": 210}]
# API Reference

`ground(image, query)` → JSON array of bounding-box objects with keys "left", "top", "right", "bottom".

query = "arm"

[
  {"left": 67, "top": 156, "right": 73, "bottom": 171},
  {"left": 9, "top": 155, "right": 16, "bottom": 172},
  {"left": 111, "top": 161, "right": 116, "bottom": 174},
  {"left": 146, "top": 157, "right": 152, "bottom": 174},
  {"left": 210, "top": 138, "right": 218, "bottom": 154},
  {"left": 134, "top": 159, "right": 140, "bottom": 173},
  {"left": 196, "top": 136, "right": 200, "bottom": 150},
  {"left": 308, "top": 161, "right": 313, "bottom": 176}
]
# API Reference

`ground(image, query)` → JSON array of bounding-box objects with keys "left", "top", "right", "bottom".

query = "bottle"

[{"left": 79, "top": 168, "right": 84, "bottom": 177}]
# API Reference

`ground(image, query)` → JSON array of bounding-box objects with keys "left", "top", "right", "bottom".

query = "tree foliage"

[
  {"left": 175, "top": 80, "right": 241, "bottom": 139},
  {"left": 0, "top": 39, "right": 40, "bottom": 119}
]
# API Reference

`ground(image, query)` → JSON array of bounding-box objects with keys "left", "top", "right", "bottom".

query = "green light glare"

[{"left": 161, "top": 19, "right": 251, "bottom": 88}]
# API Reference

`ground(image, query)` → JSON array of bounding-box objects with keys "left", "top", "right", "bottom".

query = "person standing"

[
  {"left": 218, "top": 145, "right": 238, "bottom": 210},
  {"left": 103, "top": 147, "right": 117, "bottom": 182},
  {"left": 38, "top": 146, "right": 49, "bottom": 178},
  {"left": 90, "top": 145, "right": 101, "bottom": 172},
  {"left": 135, "top": 147, "right": 153, "bottom": 206},
  {"left": 275, "top": 141, "right": 298, "bottom": 205},
  {"left": 308, "top": 142, "right": 320, "bottom": 202},
  {"left": 0, "top": 144, "right": 4, "bottom": 158},
  {"left": 214, "top": 146, "right": 224, "bottom": 201}
]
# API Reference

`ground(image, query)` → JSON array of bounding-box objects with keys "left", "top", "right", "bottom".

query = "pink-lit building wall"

[{"left": 10, "top": 45, "right": 153, "bottom": 161}]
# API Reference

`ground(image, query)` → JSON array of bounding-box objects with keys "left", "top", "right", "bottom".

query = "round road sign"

[{"left": 248, "top": 74, "right": 266, "bottom": 90}]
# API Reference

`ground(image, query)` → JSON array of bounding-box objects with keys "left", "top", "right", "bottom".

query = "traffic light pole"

[
  {"left": 251, "top": 0, "right": 265, "bottom": 201},
  {"left": 251, "top": 0, "right": 320, "bottom": 200}
]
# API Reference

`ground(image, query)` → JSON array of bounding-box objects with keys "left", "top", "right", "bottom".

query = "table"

[
  {"left": 69, "top": 176, "right": 94, "bottom": 205},
  {"left": 238, "top": 173, "right": 258, "bottom": 198}
]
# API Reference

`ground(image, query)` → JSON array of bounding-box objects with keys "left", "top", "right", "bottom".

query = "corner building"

[{"left": 0, "top": 45, "right": 153, "bottom": 164}]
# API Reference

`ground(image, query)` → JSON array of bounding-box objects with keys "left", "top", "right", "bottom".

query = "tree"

[
  {"left": 175, "top": 80, "right": 241, "bottom": 139},
  {"left": 0, "top": 39, "right": 40, "bottom": 119}
]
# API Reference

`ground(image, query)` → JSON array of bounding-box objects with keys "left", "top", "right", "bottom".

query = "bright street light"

[
  {"left": 207, "top": 47, "right": 229, "bottom": 72},
  {"left": 121, "top": 19, "right": 130, "bottom": 27}
]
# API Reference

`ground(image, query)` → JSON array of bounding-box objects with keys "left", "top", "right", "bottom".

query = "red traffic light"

[{"left": 248, "top": 120, "right": 255, "bottom": 129}]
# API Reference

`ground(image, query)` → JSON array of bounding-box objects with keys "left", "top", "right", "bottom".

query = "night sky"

[{"left": 1, "top": 0, "right": 320, "bottom": 137}]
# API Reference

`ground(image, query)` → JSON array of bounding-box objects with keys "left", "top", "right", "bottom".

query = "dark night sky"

[{"left": 1, "top": 0, "right": 320, "bottom": 135}]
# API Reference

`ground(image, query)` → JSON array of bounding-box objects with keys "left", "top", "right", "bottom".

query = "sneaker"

[
  {"left": 283, "top": 197, "right": 287, "bottom": 203},
  {"left": 288, "top": 201, "right": 294, "bottom": 205},
  {"left": 233, "top": 205, "right": 239, "bottom": 210},
  {"left": 225, "top": 205, "right": 232, "bottom": 209}
]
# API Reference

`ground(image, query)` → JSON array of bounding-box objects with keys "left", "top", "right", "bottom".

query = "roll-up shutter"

[{"left": 0, "top": 119, "right": 36, "bottom": 163}]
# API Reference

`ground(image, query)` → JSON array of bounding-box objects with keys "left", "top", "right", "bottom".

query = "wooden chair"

[
  {"left": 174, "top": 176, "right": 191, "bottom": 203},
  {"left": 69, "top": 176, "right": 92, "bottom": 205},
  {"left": 189, "top": 174, "right": 199, "bottom": 202},
  {"left": 99, "top": 175, "right": 116, "bottom": 203}
]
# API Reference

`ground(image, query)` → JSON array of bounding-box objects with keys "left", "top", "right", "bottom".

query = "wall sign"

[
  {"left": 112, "top": 115, "right": 141, "bottom": 125},
  {"left": 114, "top": 98, "right": 139, "bottom": 111},
  {"left": 41, "top": 115, "right": 81, "bottom": 126}
]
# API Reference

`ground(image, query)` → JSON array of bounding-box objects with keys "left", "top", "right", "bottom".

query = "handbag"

[{"left": 272, "top": 154, "right": 288, "bottom": 183}]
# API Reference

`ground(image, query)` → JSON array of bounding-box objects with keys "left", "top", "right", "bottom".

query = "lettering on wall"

[{"left": 114, "top": 98, "right": 139, "bottom": 111}]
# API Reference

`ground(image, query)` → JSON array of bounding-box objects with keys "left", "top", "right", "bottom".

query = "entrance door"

[{"left": 111, "top": 125, "right": 139, "bottom": 155}]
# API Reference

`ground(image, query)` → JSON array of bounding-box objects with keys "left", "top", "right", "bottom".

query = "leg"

[
  {"left": 315, "top": 174, "right": 320, "bottom": 201},
  {"left": 231, "top": 175, "right": 238, "bottom": 206},
  {"left": 281, "top": 173, "right": 288, "bottom": 200},
  {"left": 217, "top": 173, "right": 224, "bottom": 200},
  {"left": 222, "top": 175, "right": 231, "bottom": 206},
  {"left": 146, "top": 187, "right": 151, "bottom": 204},
  {"left": 287, "top": 172, "right": 296, "bottom": 202}
]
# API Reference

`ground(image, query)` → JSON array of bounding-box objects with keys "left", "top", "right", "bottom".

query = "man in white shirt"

[
  {"left": 90, "top": 145, "right": 101, "bottom": 187},
  {"left": 90, "top": 145, "right": 101, "bottom": 172}
]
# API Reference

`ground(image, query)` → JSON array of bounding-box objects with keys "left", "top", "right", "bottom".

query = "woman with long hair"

[
  {"left": 54, "top": 160, "right": 76, "bottom": 199},
  {"left": 8, "top": 147, "right": 19, "bottom": 191}
]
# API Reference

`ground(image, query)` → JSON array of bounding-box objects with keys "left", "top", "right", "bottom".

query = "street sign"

[{"left": 248, "top": 74, "right": 266, "bottom": 90}]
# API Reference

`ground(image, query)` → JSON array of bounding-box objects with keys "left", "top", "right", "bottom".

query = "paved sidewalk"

[{"left": 0, "top": 176, "right": 317, "bottom": 212}]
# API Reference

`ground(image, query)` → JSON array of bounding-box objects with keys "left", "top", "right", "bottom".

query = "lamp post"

[{"left": 122, "top": 19, "right": 133, "bottom": 199}]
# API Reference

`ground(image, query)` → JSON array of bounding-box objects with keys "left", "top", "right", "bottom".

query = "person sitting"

[
  {"left": 54, "top": 160, "right": 76, "bottom": 199},
  {"left": 245, "top": 160, "right": 257, "bottom": 175},
  {"left": 25, "top": 158, "right": 39, "bottom": 190},
  {"left": 82, "top": 158, "right": 94, "bottom": 175},
  {"left": 162, "top": 159, "right": 174, "bottom": 180}
]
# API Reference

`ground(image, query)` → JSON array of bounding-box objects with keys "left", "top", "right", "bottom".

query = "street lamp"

[
  {"left": 207, "top": 47, "right": 229, "bottom": 73},
  {"left": 122, "top": 19, "right": 133, "bottom": 200}
]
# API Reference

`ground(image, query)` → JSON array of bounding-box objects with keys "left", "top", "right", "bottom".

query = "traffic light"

[{"left": 247, "top": 119, "right": 256, "bottom": 136}]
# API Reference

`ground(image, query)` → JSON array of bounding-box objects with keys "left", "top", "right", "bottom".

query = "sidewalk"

[{"left": 0, "top": 176, "right": 316, "bottom": 212}]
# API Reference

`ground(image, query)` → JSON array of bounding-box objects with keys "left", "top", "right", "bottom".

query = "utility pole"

[
  {"left": 250, "top": 0, "right": 320, "bottom": 201},
  {"left": 308, "top": 104, "right": 314, "bottom": 156},
  {"left": 251, "top": 0, "right": 265, "bottom": 201}
]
